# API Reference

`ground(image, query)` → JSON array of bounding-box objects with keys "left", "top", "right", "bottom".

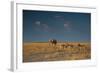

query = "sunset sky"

[{"left": 23, "top": 10, "right": 91, "bottom": 42}]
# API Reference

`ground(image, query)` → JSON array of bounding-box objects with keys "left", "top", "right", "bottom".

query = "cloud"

[
  {"left": 43, "top": 24, "right": 49, "bottom": 29},
  {"left": 64, "top": 22, "right": 71, "bottom": 31},
  {"left": 42, "top": 24, "right": 51, "bottom": 32},
  {"left": 35, "top": 21, "right": 41, "bottom": 26},
  {"left": 55, "top": 15, "right": 62, "bottom": 18},
  {"left": 35, "top": 21, "right": 49, "bottom": 29},
  {"left": 64, "top": 24, "right": 69, "bottom": 28},
  {"left": 34, "top": 21, "right": 51, "bottom": 32},
  {"left": 55, "top": 15, "right": 65, "bottom": 21}
]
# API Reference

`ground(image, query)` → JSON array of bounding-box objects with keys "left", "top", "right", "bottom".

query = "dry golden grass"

[{"left": 23, "top": 42, "right": 91, "bottom": 62}]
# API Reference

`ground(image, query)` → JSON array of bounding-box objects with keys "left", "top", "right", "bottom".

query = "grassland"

[{"left": 23, "top": 42, "right": 91, "bottom": 62}]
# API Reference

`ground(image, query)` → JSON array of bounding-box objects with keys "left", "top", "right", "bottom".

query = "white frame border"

[{"left": 11, "top": 1, "right": 97, "bottom": 72}]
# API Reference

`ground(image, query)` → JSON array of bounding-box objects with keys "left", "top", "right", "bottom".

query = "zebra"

[{"left": 49, "top": 39, "right": 57, "bottom": 46}]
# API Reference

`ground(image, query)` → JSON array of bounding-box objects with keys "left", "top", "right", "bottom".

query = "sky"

[{"left": 23, "top": 10, "right": 91, "bottom": 42}]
